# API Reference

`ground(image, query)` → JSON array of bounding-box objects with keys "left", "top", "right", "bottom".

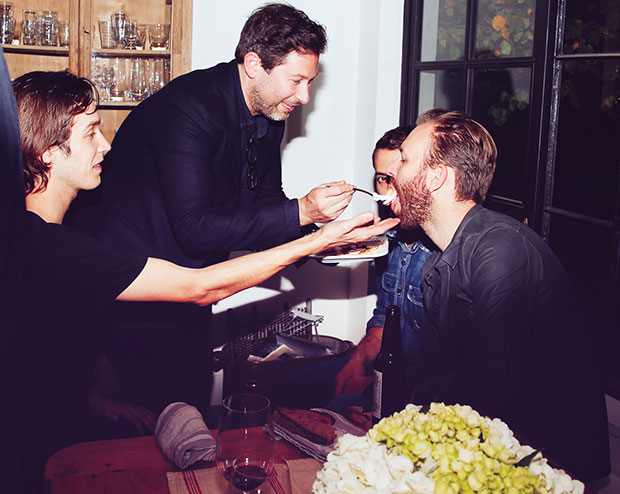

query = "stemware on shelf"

[{"left": 100, "top": 65, "right": 116, "bottom": 101}]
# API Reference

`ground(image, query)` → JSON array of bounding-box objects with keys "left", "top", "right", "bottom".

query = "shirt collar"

[{"left": 436, "top": 203, "right": 483, "bottom": 269}]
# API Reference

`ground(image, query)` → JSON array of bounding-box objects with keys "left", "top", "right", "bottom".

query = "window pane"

[
  {"left": 420, "top": 0, "right": 467, "bottom": 61},
  {"left": 563, "top": 0, "right": 620, "bottom": 55},
  {"left": 547, "top": 216, "right": 618, "bottom": 388},
  {"left": 417, "top": 69, "right": 465, "bottom": 114},
  {"left": 474, "top": 0, "right": 536, "bottom": 59},
  {"left": 553, "top": 60, "right": 620, "bottom": 220},
  {"left": 471, "top": 67, "right": 532, "bottom": 201}
]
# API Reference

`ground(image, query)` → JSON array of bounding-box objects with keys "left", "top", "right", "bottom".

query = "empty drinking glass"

[
  {"left": 150, "top": 57, "right": 169, "bottom": 94},
  {"left": 0, "top": 2, "right": 15, "bottom": 45},
  {"left": 21, "top": 9, "right": 37, "bottom": 45},
  {"left": 110, "top": 10, "right": 127, "bottom": 49},
  {"left": 136, "top": 23, "right": 147, "bottom": 49},
  {"left": 129, "top": 58, "right": 149, "bottom": 101},
  {"left": 98, "top": 19, "right": 114, "bottom": 49},
  {"left": 100, "top": 66, "right": 116, "bottom": 101},
  {"left": 122, "top": 20, "right": 139, "bottom": 49},
  {"left": 58, "top": 20, "right": 69, "bottom": 47},
  {"left": 149, "top": 23, "right": 169, "bottom": 49},
  {"left": 38, "top": 10, "right": 58, "bottom": 46}
]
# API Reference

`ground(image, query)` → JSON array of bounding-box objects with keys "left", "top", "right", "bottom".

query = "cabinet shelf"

[
  {"left": 1, "top": 44, "right": 69, "bottom": 56},
  {"left": 4, "top": 0, "right": 191, "bottom": 142},
  {"left": 93, "top": 48, "right": 170, "bottom": 58},
  {"left": 98, "top": 100, "right": 141, "bottom": 108}
]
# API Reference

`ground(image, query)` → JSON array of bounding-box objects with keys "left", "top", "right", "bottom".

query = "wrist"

[{"left": 297, "top": 197, "right": 310, "bottom": 226}]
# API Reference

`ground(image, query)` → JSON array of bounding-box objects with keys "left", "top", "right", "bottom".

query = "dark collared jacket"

[
  {"left": 413, "top": 205, "right": 609, "bottom": 482},
  {"left": 70, "top": 60, "right": 301, "bottom": 268}
]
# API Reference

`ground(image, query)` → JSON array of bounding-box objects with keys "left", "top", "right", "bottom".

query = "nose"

[
  {"left": 99, "top": 134, "right": 112, "bottom": 154},
  {"left": 296, "top": 81, "right": 311, "bottom": 105},
  {"left": 385, "top": 158, "right": 400, "bottom": 180}
]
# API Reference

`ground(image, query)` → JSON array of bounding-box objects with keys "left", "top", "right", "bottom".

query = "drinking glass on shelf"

[
  {"left": 100, "top": 66, "right": 116, "bottom": 101},
  {"left": 110, "top": 10, "right": 127, "bottom": 49},
  {"left": 128, "top": 58, "right": 149, "bottom": 101},
  {"left": 149, "top": 23, "right": 169, "bottom": 49},
  {"left": 98, "top": 19, "right": 114, "bottom": 49},
  {"left": 58, "top": 20, "right": 69, "bottom": 47},
  {"left": 38, "top": 10, "right": 58, "bottom": 46},
  {"left": 122, "top": 19, "right": 139, "bottom": 49},
  {"left": 150, "top": 57, "right": 168, "bottom": 94},
  {"left": 136, "top": 23, "right": 147, "bottom": 49},
  {"left": 0, "top": 2, "right": 15, "bottom": 45},
  {"left": 21, "top": 9, "right": 37, "bottom": 45},
  {"left": 215, "top": 393, "right": 275, "bottom": 485}
]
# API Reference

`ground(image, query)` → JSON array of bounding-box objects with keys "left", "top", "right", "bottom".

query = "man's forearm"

[
  {"left": 350, "top": 326, "right": 383, "bottom": 366},
  {"left": 118, "top": 214, "right": 400, "bottom": 307}
]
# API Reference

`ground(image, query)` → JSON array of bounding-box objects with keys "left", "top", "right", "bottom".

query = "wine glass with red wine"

[
  {"left": 215, "top": 393, "right": 275, "bottom": 492},
  {"left": 227, "top": 455, "right": 293, "bottom": 494}
]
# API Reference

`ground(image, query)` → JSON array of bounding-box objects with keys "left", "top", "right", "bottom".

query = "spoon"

[{"left": 354, "top": 187, "right": 395, "bottom": 204}]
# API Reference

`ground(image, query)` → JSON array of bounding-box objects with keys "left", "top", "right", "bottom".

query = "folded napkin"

[{"left": 155, "top": 402, "right": 216, "bottom": 469}]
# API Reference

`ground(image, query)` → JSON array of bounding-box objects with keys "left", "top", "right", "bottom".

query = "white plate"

[{"left": 311, "top": 236, "right": 388, "bottom": 264}]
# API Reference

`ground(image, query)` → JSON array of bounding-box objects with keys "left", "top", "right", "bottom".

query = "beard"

[
  {"left": 396, "top": 169, "right": 432, "bottom": 229},
  {"left": 249, "top": 81, "right": 291, "bottom": 121}
]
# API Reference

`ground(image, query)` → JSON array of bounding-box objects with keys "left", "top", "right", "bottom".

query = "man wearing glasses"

[{"left": 66, "top": 4, "right": 353, "bottom": 418}]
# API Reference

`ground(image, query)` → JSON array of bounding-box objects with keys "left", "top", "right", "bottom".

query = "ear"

[
  {"left": 242, "top": 52, "right": 264, "bottom": 80},
  {"left": 41, "top": 148, "right": 55, "bottom": 166},
  {"left": 427, "top": 163, "right": 448, "bottom": 193}
]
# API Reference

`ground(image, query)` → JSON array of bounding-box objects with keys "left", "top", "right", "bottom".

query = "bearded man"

[
  {"left": 386, "top": 109, "right": 609, "bottom": 483},
  {"left": 65, "top": 3, "right": 356, "bottom": 419}
]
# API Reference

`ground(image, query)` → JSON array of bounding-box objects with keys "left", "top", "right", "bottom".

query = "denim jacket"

[{"left": 366, "top": 228, "right": 433, "bottom": 360}]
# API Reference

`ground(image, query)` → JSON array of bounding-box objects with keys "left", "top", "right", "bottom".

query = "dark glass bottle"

[{"left": 372, "top": 305, "right": 405, "bottom": 424}]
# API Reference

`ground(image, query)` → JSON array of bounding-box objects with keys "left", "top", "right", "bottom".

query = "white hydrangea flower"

[{"left": 313, "top": 404, "right": 586, "bottom": 494}]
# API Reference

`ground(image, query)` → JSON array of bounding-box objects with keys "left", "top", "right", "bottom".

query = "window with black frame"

[
  {"left": 402, "top": 0, "right": 537, "bottom": 220},
  {"left": 544, "top": 0, "right": 620, "bottom": 397}
]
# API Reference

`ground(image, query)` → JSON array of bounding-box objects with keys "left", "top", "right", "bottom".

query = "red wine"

[{"left": 231, "top": 464, "right": 268, "bottom": 491}]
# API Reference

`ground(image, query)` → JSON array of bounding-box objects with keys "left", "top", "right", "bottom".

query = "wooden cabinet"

[{"left": 2, "top": 0, "right": 192, "bottom": 141}]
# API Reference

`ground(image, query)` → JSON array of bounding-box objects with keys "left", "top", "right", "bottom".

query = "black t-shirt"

[{"left": 21, "top": 211, "right": 147, "bottom": 459}]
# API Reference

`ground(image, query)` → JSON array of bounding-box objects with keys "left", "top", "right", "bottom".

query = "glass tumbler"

[
  {"left": 58, "top": 20, "right": 69, "bottom": 47},
  {"left": 128, "top": 58, "right": 149, "bottom": 101},
  {"left": 110, "top": 11, "right": 127, "bottom": 49},
  {"left": 0, "top": 2, "right": 15, "bottom": 45},
  {"left": 38, "top": 10, "right": 58, "bottom": 46},
  {"left": 149, "top": 23, "right": 169, "bottom": 49},
  {"left": 98, "top": 19, "right": 114, "bottom": 49},
  {"left": 21, "top": 9, "right": 37, "bottom": 45}
]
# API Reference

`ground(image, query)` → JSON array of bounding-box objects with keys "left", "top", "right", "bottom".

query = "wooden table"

[
  {"left": 44, "top": 435, "right": 306, "bottom": 494},
  {"left": 45, "top": 434, "right": 598, "bottom": 494}
]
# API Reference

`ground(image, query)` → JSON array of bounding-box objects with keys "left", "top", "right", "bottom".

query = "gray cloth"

[{"left": 155, "top": 402, "right": 216, "bottom": 469}]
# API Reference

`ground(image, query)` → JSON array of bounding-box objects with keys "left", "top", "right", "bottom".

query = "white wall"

[{"left": 191, "top": 1, "right": 404, "bottom": 347}]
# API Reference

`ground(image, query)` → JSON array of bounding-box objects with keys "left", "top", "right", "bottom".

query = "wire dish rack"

[{"left": 229, "top": 308, "right": 324, "bottom": 360}]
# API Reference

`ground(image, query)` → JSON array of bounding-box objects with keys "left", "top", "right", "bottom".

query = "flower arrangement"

[{"left": 312, "top": 403, "right": 584, "bottom": 494}]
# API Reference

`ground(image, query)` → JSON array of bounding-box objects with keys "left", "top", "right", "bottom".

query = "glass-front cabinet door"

[
  {"left": 2, "top": 0, "right": 192, "bottom": 141},
  {"left": 1, "top": 0, "right": 77, "bottom": 78}
]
